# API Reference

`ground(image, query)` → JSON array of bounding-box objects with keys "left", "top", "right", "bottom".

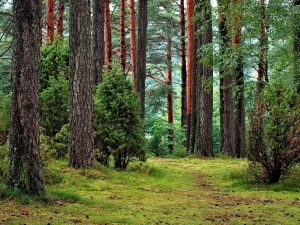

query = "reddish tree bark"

[
  {"left": 120, "top": 0, "right": 126, "bottom": 71},
  {"left": 46, "top": 0, "right": 55, "bottom": 43},
  {"left": 167, "top": 36, "right": 174, "bottom": 153},
  {"left": 180, "top": 0, "right": 187, "bottom": 128},
  {"left": 104, "top": 0, "right": 112, "bottom": 70},
  {"left": 129, "top": 0, "right": 137, "bottom": 90},
  {"left": 56, "top": 1, "right": 64, "bottom": 36}
]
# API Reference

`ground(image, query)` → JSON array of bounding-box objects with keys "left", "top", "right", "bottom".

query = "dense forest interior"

[{"left": 1, "top": 0, "right": 300, "bottom": 223}]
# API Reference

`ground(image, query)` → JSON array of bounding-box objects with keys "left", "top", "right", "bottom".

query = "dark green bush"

[
  {"left": 93, "top": 61, "right": 145, "bottom": 169},
  {"left": 247, "top": 83, "right": 300, "bottom": 183},
  {"left": 0, "top": 92, "right": 9, "bottom": 145}
]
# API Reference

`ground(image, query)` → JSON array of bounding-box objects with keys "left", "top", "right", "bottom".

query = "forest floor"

[{"left": 0, "top": 157, "right": 300, "bottom": 224}]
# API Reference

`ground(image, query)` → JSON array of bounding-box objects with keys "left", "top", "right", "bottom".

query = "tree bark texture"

[
  {"left": 189, "top": 0, "right": 214, "bottom": 157},
  {"left": 294, "top": 0, "right": 300, "bottom": 93},
  {"left": 180, "top": 0, "right": 187, "bottom": 128},
  {"left": 92, "top": 0, "right": 105, "bottom": 85},
  {"left": 129, "top": 0, "right": 137, "bottom": 91},
  {"left": 231, "top": 0, "right": 245, "bottom": 158},
  {"left": 104, "top": 0, "right": 112, "bottom": 70},
  {"left": 69, "top": 0, "right": 94, "bottom": 168},
  {"left": 186, "top": 0, "right": 194, "bottom": 150},
  {"left": 218, "top": 0, "right": 234, "bottom": 156},
  {"left": 120, "top": 0, "right": 126, "bottom": 71},
  {"left": 7, "top": 0, "right": 45, "bottom": 194},
  {"left": 167, "top": 36, "right": 174, "bottom": 154},
  {"left": 136, "top": 0, "right": 148, "bottom": 119},
  {"left": 46, "top": 0, "right": 54, "bottom": 43},
  {"left": 257, "top": 0, "right": 268, "bottom": 94},
  {"left": 56, "top": 1, "right": 64, "bottom": 36}
]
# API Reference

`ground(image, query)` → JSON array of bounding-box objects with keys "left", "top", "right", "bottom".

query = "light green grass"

[{"left": 1, "top": 157, "right": 300, "bottom": 224}]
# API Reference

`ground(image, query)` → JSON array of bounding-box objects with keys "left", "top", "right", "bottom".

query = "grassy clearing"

[{"left": 0, "top": 157, "right": 300, "bottom": 224}]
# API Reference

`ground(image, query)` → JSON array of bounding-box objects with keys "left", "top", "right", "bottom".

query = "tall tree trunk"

[
  {"left": 167, "top": 36, "right": 174, "bottom": 154},
  {"left": 69, "top": 0, "right": 94, "bottom": 168},
  {"left": 218, "top": 0, "right": 234, "bottom": 156},
  {"left": 257, "top": 0, "right": 268, "bottom": 94},
  {"left": 56, "top": 1, "right": 64, "bottom": 36},
  {"left": 93, "top": 0, "right": 105, "bottom": 85},
  {"left": 129, "top": 0, "right": 137, "bottom": 91},
  {"left": 189, "top": 0, "right": 214, "bottom": 157},
  {"left": 46, "top": 0, "right": 55, "bottom": 43},
  {"left": 104, "top": 0, "right": 112, "bottom": 70},
  {"left": 7, "top": 0, "right": 45, "bottom": 194},
  {"left": 231, "top": 0, "right": 245, "bottom": 158},
  {"left": 136, "top": 0, "right": 148, "bottom": 119},
  {"left": 180, "top": 0, "right": 187, "bottom": 128},
  {"left": 293, "top": 0, "right": 300, "bottom": 93},
  {"left": 186, "top": 0, "right": 194, "bottom": 151},
  {"left": 120, "top": 0, "right": 126, "bottom": 71}
]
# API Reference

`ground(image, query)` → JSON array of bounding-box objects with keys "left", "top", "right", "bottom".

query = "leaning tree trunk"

[
  {"left": 46, "top": 0, "right": 55, "bottom": 43},
  {"left": 92, "top": 0, "right": 105, "bottom": 85},
  {"left": 129, "top": 0, "right": 137, "bottom": 91},
  {"left": 56, "top": 1, "right": 64, "bottom": 36},
  {"left": 231, "top": 0, "right": 245, "bottom": 158},
  {"left": 69, "top": 0, "right": 94, "bottom": 168},
  {"left": 104, "top": 0, "right": 112, "bottom": 70},
  {"left": 7, "top": 0, "right": 45, "bottom": 194},
  {"left": 180, "top": 0, "right": 187, "bottom": 128},
  {"left": 136, "top": 0, "right": 148, "bottom": 119}
]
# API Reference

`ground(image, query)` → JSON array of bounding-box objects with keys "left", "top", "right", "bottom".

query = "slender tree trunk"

[
  {"left": 180, "top": 0, "right": 187, "bottom": 128},
  {"left": 69, "top": 0, "right": 94, "bottom": 168},
  {"left": 56, "top": 1, "right": 64, "bottom": 36},
  {"left": 93, "top": 0, "right": 105, "bottom": 85},
  {"left": 7, "top": 0, "right": 44, "bottom": 194},
  {"left": 231, "top": 0, "right": 245, "bottom": 158},
  {"left": 189, "top": 0, "right": 214, "bottom": 157},
  {"left": 166, "top": 37, "right": 174, "bottom": 154},
  {"left": 120, "top": 0, "right": 126, "bottom": 71},
  {"left": 257, "top": 0, "right": 268, "bottom": 94},
  {"left": 104, "top": 0, "right": 112, "bottom": 70},
  {"left": 218, "top": 0, "right": 234, "bottom": 156},
  {"left": 136, "top": 0, "right": 148, "bottom": 119},
  {"left": 294, "top": 0, "right": 300, "bottom": 93},
  {"left": 129, "top": 0, "right": 137, "bottom": 91},
  {"left": 46, "top": 0, "right": 55, "bottom": 43},
  {"left": 186, "top": 0, "right": 194, "bottom": 151}
]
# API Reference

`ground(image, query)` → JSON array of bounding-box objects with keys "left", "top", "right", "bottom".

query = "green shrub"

[
  {"left": 93, "top": 61, "right": 145, "bottom": 169},
  {"left": 247, "top": 83, "right": 300, "bottom": 183},
  {"left": 0, "top": 92, "right": 9, "bottom": 145}
]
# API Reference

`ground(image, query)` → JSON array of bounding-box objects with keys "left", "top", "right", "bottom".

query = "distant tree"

[
  {"left": 7, "top": 0, "right": 44, "bottom": 194},
  {"left": 56, "top": 1, "right": 65, "bottom": 36},
  {"left": 136, "top": 0, "right": 148, "bottom": 119},
  {"left": 293, "top": 0, "right": 300, "bottom": 93},
  {"left": 69, "top": 0, "right": 94, "bottom": 168},
  {"left": 105, "top": 0, "right": 112, "bottom": 70},
  {"left": 120, "top": 0, "right": 126, "bottom": 71},
  {"left": 46, "top": 0, "right": 55, "bottom": 43},
  {"left": 94, "top": 61, "right": 145, "bottom": 169},
  {"left": 129, "top": 0, "right": 137, "bottom": 90},
  {"left": 92, "top": 0, "right": 105, "bottom": 85}
]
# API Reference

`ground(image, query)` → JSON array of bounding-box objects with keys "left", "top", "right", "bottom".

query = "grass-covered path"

[{"left": 1, "top": 157, "right": 300, "bottom": 224}]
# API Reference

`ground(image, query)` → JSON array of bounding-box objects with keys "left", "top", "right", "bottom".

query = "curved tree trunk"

[
  {"left": 136, "top": 0, "right": 148, "bottom": 119},
  {"left": 46, "top": 0, "right": 54, "bottom": 43},
  {"left": 7, "top": 0, "right": 45, "bottom": 194},
  {"left": 69, "top": 0, "right": 94, "bottom": 168},
  {"left": 92, "top": 0, "right": 105, "bottom": 85}
]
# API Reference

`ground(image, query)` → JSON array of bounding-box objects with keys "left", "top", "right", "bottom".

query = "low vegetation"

[{"left": 0, "top": 157, "right": 300, "bottom": 224}]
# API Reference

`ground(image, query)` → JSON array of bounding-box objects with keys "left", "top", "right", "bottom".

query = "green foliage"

[
  {"left": 0, "top": 142, "right": 8, "bottom": 181},
  {"left": 0, "top": 92, "right": 9, "bottom": 132},
  {"left": 93, "top": 61, "right": 145, "bottom": 169},
  {"left": 247, "top": 82, "right": 300, "bottom": 183},
  {"left": 40, "top": 37, "right": 69, "bottom": 137}
]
